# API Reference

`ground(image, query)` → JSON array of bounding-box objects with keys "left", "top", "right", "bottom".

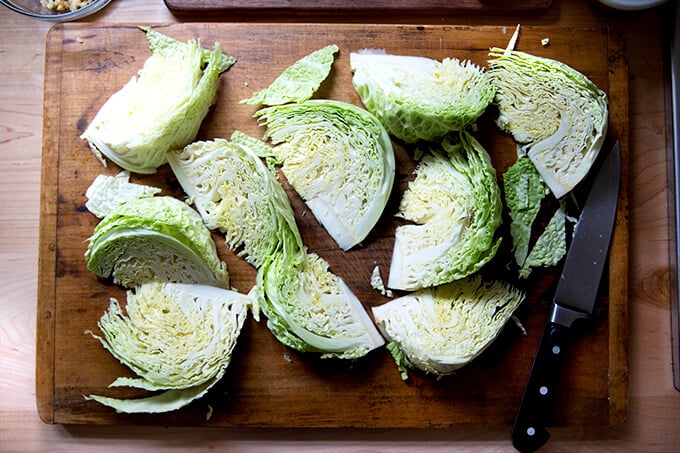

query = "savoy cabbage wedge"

[
  {"left": 255, "top": 99, "right": 395, "bottom": 251},
  {"left": 81, "top": 27, "right": 235, "bottom": 174},
  {"left": 259, "top": 250, "right": 385, "bottom": 359},
  {"left": 167, "top": 137, "right": 303, "bottom": 270},
  {"left": 167, "top": 134, "right": 385, "bottom": 358},
  {"left": 488, "top": 48, "right": 608, "bottom": 199},
  {"left": 350, "top": 50, "right": 495, "bottom": 143},
  {"left": 388, "top": 132, "right": 503, "bottom": 291},
  {"left": 85, "top": 196, "right": 229, "bottom": 288},
  {"left": 241, "top": 44, "right": 339, "bottom": 106},
  {"left": 85, "top": 282, "right": 250, "bottom": 413},
  {"left": 372, "top": 275, "right": 525, "bottom": 378}
]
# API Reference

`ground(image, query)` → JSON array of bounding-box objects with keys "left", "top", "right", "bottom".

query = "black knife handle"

[{"left": 511, "top": 321, "right": 570, "bottom": 453}]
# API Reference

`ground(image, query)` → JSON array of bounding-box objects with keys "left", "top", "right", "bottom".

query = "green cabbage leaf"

[
  {"left": 81, "top": 27, "right": 235, "bottom": 174},
  {"left": 85, "top": 171, "right": 161, "bottom": 218},
  {"left": 85, "top": 282, "right": 250, "bottom": 413},
  {"left": 388, "top": 132, "right": 502, "bottom": 291},
  {"left": 241, "top": 44, "right": 338, "bottom": 106},
  {"left": 502, "top": 157, "right": 548, "bottom": 267},
  {"left": 255, "top": 99, "right": 395, "bottom": 250},
  {"left": 488, "top": 48, "right": 608, "bottom": 198},
  {"left": 519, "top": 201, "right": 567, "bottom": 279},
  {"left": 85, "top": 196, "right": 229, "bottom": 288},
  {"left": 350, "top": 50, "right": 495, "bottom": 143},
  {"left": 372, "top": 275, "right": 525, "bottom": 378}
]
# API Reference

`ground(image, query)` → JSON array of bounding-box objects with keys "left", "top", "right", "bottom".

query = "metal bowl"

[{"left": 0, "top": 0, "right": 112, "bottom": 21}]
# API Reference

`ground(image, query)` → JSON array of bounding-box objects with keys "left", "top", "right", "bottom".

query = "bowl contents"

[{"left": 40, "top": 0, "right": 92, "bottom": 12}]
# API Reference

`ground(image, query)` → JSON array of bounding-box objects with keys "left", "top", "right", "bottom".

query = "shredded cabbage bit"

[
  {"left": 85, "top": 282, "right": 251, "bottom": 413},
  {"left": 488, "top": 47, "right": 608, "bottom": 198},
  {"left": 373, "top": 275, "right": 525, "bottom": 379},
  {"left": 502, "top": 156, "right": 548, "bottom": 267},
  {"left": 85, "top": 171, "right": 161, "bottom": 219}
]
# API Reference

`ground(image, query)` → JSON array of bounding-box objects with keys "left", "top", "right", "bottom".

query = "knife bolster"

[{"left": 550, "top": 303, "right": 591, "bottom": 328}]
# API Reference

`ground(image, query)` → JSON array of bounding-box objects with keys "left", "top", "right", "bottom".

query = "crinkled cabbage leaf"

[
  {"left": 241, "top": 44, "right": 338, "bottom": 106},
  {"left": 372, "top": 275, "right": 525, "bottom": 378},
  {"left": 519, "top": 201, "right": 567, "bottom": 279},
  {"left": 388, "top": 132, "right": 502, "bottom": 291},
  {"left": 85, "top": 196, "right": 229, "bottom": 288},
  {"left": 503, "top": 157, "right": 548, "bottom": 267},
  {"left": 168, "top": 135, "right": 384, "bottom": 358},
  {"left": 350, "top": 50, "right": 495, "bottom": 143},
  {"left": 85, "top": 171, "right": 161, "bottom": 218},
  {"left": 255, "top": 99, "right": 395, "bottom": 250},
  {"left": 85, "top": 282, "right": 250, "bottom": 413},
  {"left": 488, "top": 48, "right": 608, "bottom": 198},
  {"left": 81, "top": 26, "right": 235, "bottom": 174}
]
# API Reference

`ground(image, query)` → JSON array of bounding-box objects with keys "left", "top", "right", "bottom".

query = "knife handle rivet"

[
  {"left": 552, "top": 345, "right": 561, "bottom": 355},
  {"left": 539, "top": 385, "right": 549, "bottom": 395},
  {"left": 527, "top": 427, "right": 536, "bottom": 436}
]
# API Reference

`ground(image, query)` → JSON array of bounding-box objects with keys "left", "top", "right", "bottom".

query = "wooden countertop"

[{"left": 0, "top": 0, "right": 678, "bottom": 451}]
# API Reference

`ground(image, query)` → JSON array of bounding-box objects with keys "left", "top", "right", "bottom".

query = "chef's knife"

[{"left": 511, "top": 141, "right": 621, "bottom": 453}]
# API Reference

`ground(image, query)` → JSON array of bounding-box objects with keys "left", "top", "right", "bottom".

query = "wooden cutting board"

[
  {"left": 37, "top": 23, "right": 629, "bottom": 428},
  {"left": 163, "top": 0, "right": 554, "bottom": 15}
]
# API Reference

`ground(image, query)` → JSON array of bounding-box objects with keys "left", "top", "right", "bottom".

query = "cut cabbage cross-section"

[
  {"left": 350, "top": 50, "right": 495, "bottom": 144},
  {"left": 85, "top": 196, "right": 229, "bottom": 288},
  {"left": 388, "top": 132, "right": 502, "bottom": 291},
  {"left": 81, "top": 27, "right": 235, "bottom": 174},
  {"left": 372, "top": 275, "right": 525, "bottom": 379},
  {"left": 168, "top": 134, "right": 385, "bottom": 359},
  {"left": 255, "top": 99, "right": 395, "bottom": 251},
  {"left": 488, "top": 48, "right": 608, "bottom": 198},
  {"left": 85, "top": 282, "right": 250, "bottom": 413}
]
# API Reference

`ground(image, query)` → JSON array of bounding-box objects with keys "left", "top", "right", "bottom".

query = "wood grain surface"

[
  {"left": 163, "top": 0, "right": 554, "bottom": 15},
  {"left": 36, "top": 22, "right": 628, "bottom": 428}
]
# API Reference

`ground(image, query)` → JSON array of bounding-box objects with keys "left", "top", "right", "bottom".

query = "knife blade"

[{"left": 511, "top": 141, "right": 621, "bottom": 453}]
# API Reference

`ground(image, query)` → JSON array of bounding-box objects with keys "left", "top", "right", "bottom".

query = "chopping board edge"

[
  {"left": 604, "top": 25, "right": 630, "bottom": 427},
  {"left": 36, "top": 23, "right": 66, "bottom": 425}
]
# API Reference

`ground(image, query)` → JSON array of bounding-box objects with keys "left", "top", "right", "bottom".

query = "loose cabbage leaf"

[
  {"left": 85, "top": 377, "right": 219, "bottom": 415},
  {"left": 388, "top": 132, "right": 503, "bottom": 291},
  {"left": 503, "top": 157, "right": 548, "bottom": 267},
  {"left": 372, "top": 275, "right": 525, "bottom": 378},
  {"left": 241, "top": 44, "right": 339, "bottom": 106},
  {"left": 85, "top": 171, "right": 161, "bottom": 218},
  {"left": 85, "top": 196, "right": 229, "bottom": 288},
  {"left": 350, "top": 50, "right": 495, "bottom": 143},
  {"left": 85, "top": 282, "right": 250, "bottom": 413},
  {"left": 519, "top": 201, "right": 567, "bottom": 279},
  {"left": 488, "top": 48, "right": 608, "bottom": 198},
  {"left": 81, "top": 27, "right": 235, "bottom": 174},
  {"left": 255, "top": 99, "right": 395, "bottom": 250}
]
